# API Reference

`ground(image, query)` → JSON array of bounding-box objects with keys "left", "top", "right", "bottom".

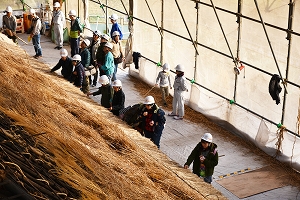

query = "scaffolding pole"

[
  {"left": 233, "top": 0, "right": 243, "bottom": 101},
  {"left": 281, "top": 0, "right": 295, "bottom": 125},
  {"left": 160, "top": 0, "right": 164, "bottom": 64},
  {"left": 193, "top": 2, "right": 200, "bottom": 81},
  {"left": 253, "top": 0, "right": 288, "bottom": 94},
  {"left": 144, "top": 0, "right": 163, "bottom": 37},
  {"left": 174, "top": 0, "right": 199, "bottom": 55}
]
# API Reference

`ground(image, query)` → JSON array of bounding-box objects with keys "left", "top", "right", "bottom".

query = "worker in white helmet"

[
  {"left": 109, "top": 14, "right": 123, "bottom": 40},
  {"left": 184, "top": 133, "right": 218, "bottom": 184},
  {"left": 50, "top": 48, "right": 73, "bottom": 81},
  {"left": 52, "top": 2, "right": 65, "bottom": 50},
  {"left": 29, "top": 9, "right": 43, "bottom": 59},
  {"left": 111, "top": 31, "right": 124, "bottom": 81},
  {"left": 71, "top": 54, "right": 87, "bottom": 93},
  {"left": 168, "top": 64, "right": 188, "bottom": 120},
  {"left": 87, "top": 75, "right": 113, "bottom": 108},
  {"left": 138, "top": 96, "right": 166, "bottom": 148},
  {"left": 110, "top": 79, "right": 125, "bottom": 116},
  {"left": 80, "top": 38, "right": 92, "bottom": 93},
  {"left": 96, "top": 34, "right": 110, "bottom": 76},
  {"left": 155, "top": 63, "right": 172, "bottom": 106},
  {"left": 89, "top": 30, "right": 102, "bottom": 87},
  {"left": 101, "top": 42, "right": 115, "bottom": 83},
  {"left": 2, "top": 6, "right": 17, "bottom": 43},
  {"left": 68, "top": 9, "right": 83, "bottom": 56}
]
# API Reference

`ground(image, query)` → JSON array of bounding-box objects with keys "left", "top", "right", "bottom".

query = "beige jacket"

[{"left": 111, "top": 40, "right": 123, "bottom": 58}]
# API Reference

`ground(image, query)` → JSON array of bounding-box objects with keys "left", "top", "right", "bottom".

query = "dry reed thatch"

[{"left": 0, "top": 34, "right": 226, "bottom": 199}]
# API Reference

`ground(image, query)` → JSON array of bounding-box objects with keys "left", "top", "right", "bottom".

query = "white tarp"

[{"left": 130, "top": 0, "right": 300, "bottom": 171}]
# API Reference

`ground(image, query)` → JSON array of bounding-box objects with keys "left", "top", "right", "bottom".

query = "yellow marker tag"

[{"left": 28, "top": 36, "right": 31, "bottom": 42}]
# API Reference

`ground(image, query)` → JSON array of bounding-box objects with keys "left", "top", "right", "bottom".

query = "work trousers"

[
  {"left": 32, "top": 34, "right": 42, "bottom": 56},
  {"left": 172, "top": 90, "right": 185, "bottom": 117},
  {"left": 54, "top": 23, "right": 63, "bottom": 47},
  {"left": 70, "top": 37, "right": 79, "bottom": 57}
]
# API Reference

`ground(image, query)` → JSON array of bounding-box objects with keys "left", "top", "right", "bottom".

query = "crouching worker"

[
  {"left": 71, "top": 54, "right": 89, "bottom": 93},
  {"left": 87, "top": 75, "right": 113, "bottom": 109},
  {"left": 109, "top": 79, "right": 125, "bottom": 116},
  {"left": 50, "top": 49, "right": 73, "bottom": 81},
  {"left": 2, "top": 6, "right": 17, "bottom": 43},
  {"left": 184, "top": 133, "right": 218, "bottom": 184},
  {"left": 139, "top": 96, "right": 166, "bottom": 148}
]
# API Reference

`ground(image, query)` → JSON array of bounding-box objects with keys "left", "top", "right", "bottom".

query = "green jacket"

[
  {"left": 185, "top": 142, "right": 218, "bottom": 177},
  {"left": 70, "top": 17, "right": 83, "bottom": 38}
]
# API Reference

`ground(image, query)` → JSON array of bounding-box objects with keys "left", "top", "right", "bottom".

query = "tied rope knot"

[{"left": 275, "top": 125, "right": 286, "bottom": 157}]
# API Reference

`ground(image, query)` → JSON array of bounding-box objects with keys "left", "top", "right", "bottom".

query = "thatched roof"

[{"left": 0, "top": 34, "right": 226, "bottom": 200}]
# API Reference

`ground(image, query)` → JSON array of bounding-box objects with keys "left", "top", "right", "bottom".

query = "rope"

[
  {"left": 143, "top": 86, "right": 155, "bottom": 97},
  {"left": 275, "top": 126, "right": 286, "bottom": 157}
]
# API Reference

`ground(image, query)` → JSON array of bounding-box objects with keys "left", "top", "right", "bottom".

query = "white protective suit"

[
  {"left": 52, "top": 9, "right": 65, "bottom": 47},
  {"left": 172, "top": 75, "right": 187, "bottom": 117}
]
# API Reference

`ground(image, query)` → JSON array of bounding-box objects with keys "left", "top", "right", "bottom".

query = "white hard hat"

[
  {"left": 162, "top": 63, "right": 170, "bottom": 71},
  {"left": 104, "top": 42, "right": 113, "bottom": 50},
  {"left": 93, "top": 30, "right": 101, "bottom": 37},
  {"left": 201, "top": 133, "right": 213, "bottom": 143},
  {"left": 109, "top": 14, "right": 118, "bottom": 21},
  {"left": 175, "top": 64, "right": 184, "bottom": 72},
  {"left": 82, "top": 39, "right": 90, "bottom": 47},
  {"left": 98, "top": 75, "right": 109, "bottom": 85},
  {"left": 29, "top": 9, "right": 35, "bottom": 15},
  {"left": 6, "top": 6, "right": 12, "bottom": 13},
  {"left": 68, "top": 10, "right": 76, "bottom": 16},
  {"left": 101, "top": 34, "right": 110, "bottom": 41},
  {"left": 112, "top": 79, "right": 122, "bottom": 87},
  {"left": 112, "top": 31, "right": 120, "bottom": 37},
  {"left": 72, "top": 54, "right": 81, "bottom": 61},
  {"left": 60, "top": 48, "right": 68, "bottom": 57},
  {"left": 143, "top": 96, "right": 155, "bottom": 105},
  {"left": 53, "top": 2, "right": 60, "bottom": 8}
]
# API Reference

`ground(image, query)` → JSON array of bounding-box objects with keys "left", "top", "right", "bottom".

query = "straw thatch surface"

[{"left": 0, "top": 34, "right": 226, "bottom": 199}]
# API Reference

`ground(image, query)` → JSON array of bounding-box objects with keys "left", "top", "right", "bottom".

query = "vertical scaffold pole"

[
  {"left": 193, "top": 2, "right": 200, "bottom": 82},
  {"left": 106, "top": 0, "right": 108, "bottom": 34},
  {"left": 234, "top": 0, "right": 243, "bottom": 101},
  {"left": 281, "top": 0, "right": 295, "bottom": 125},
  {"left": 160, "top": 0, "right": 164, "bottom": 64}
]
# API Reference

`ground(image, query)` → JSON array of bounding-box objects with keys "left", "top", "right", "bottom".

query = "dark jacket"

[
  {"left": 92, "top": 84, "right": 113, "bottom": 108},
  {"left": 51, "top": 57, "right": 73, "bottom": 81},
  {"left": 73, "top": 62, "right": 85, "bottom": 87},
  {"left": 111, "top": 89, "right": 125, "bottom": 116},
  {"left": 96, "top": 42, "right": 106, "bottom": 65},
  {"left": 185, "top": 142, "right": 218, "bottom": 177},
  {"left": 268, "top": 74, "right": 282, "bottom": 105},
  {"left": 139, "top": 104, "right": 166, "bottom": 132},
  {"left": 70, "top": 17, "right": 82, "bottom": 38}
]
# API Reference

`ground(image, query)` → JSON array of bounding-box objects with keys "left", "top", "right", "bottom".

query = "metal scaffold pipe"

[{"left": 253, "top": 0, "right": 288, "bottom": 94}]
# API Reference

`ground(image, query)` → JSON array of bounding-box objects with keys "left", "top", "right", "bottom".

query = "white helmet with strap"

[
  {"left": 72, "top": 54, "right": 81, "bottom": 61},
  {"left": 98, "top": 75, "right": 109, "bottom": 85},
  {"left": 112, "top": 79, "right": 122, "bottom": 87},
  {"left": 201, "top": 133, "right": 213, "bottom": 143},
  {"left": 144, "top": 96, "right": 155, "bottom": 105},
  {"left": 60, "top": 49, "right": 68, "bottom": 57}
]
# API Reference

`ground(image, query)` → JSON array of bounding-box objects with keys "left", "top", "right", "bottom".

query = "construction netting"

[{"left": 127, "top": 0, "right": 300, "bottom": 171}]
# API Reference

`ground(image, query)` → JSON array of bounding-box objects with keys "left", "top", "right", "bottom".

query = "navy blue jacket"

[{"left": 51, "top": 57, "right": 73, "bottom": 81}]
